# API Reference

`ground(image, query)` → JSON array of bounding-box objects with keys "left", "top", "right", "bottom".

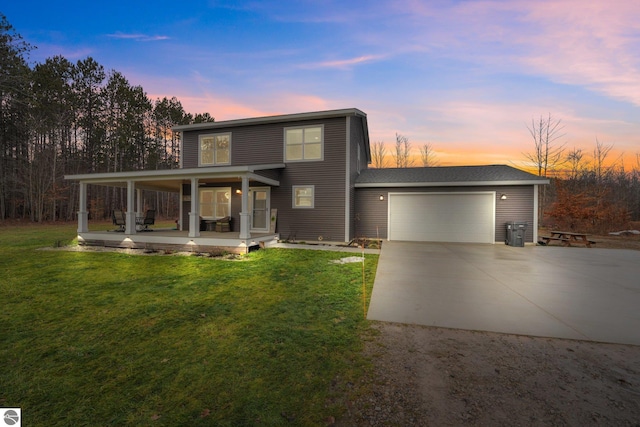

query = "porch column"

[
  {"left": 125, "top": 180, "right": 136, "bottom": 234},
  {"left": 188, "top": 177, "right": 200, "bottom": 238},
  {"left": 239, "top": 176, "right": 251, "bottom": 239},
  {"left": 77, "top": 181, "right": 88, "bottom": 233}
]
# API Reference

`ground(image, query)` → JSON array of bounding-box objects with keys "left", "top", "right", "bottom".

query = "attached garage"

[
  {"left": 354, "top": 165, "right": 550, "bottom": 244},
  {"left": 388, "top": 192, "right": 495, "bottom": 243}
]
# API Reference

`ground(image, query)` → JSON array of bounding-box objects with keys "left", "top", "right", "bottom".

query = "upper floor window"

[
  {"left": 199, "top": 133, "right": 231, "bottom": 166},
  {"left": 284, "top": 126, "right": 323, "bottom": 161}
]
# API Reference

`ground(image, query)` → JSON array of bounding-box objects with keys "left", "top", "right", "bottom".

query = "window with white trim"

[
  {"left": 292, "top": 185, "right": 314, "bottom": 208},
  {"left": 199, "top": 133, "right": 231, "bottom": 166},
  {"left": 284, "top": 126, "right": 323, "bottom": 161},
  {"left": 200, "top": 187, "right": 231, "bottom": 219}
]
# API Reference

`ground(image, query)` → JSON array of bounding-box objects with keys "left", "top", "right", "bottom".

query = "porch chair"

[
  {"left": 112, "top": 210, "right": 125, "bottom": 232},
  {"left": 140, "top": 209, "right": 156, "bottom": 231},
  {"left": 216, "top": 216, "right": 232, "bottom": 232}
]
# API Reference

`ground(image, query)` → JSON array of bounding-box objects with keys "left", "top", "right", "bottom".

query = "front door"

[{"left": 250, "top": 187, "right": 270, "bottom": 232}]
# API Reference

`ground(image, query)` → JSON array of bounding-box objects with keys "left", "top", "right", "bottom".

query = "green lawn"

[{"left": 0, "top": 223, "right": 378, "bottom": 426}]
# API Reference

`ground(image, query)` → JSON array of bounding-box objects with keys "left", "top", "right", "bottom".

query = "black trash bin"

[{"left": 505, "top": 221, "right": 528, "bottom": 247}]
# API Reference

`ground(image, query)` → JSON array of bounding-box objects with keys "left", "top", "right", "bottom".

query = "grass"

[{"left": 0, "top": 222, "right": 378, "bottom": 426}]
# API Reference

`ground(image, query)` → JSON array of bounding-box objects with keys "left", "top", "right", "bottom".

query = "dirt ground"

[{"left": 337, "top": 233, "right": 640, "bottom": 426}]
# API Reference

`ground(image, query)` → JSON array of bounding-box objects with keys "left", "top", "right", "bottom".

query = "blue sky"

[{"left": 5, "top": 0, "right": 640, "bottom": 168}]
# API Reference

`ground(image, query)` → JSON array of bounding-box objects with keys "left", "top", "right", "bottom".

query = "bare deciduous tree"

[
  {"left": 565, "top": 147, "right": 585, "bottom": 180},
  {"left": 393, "top": 133, "right": 413, "bottom": 168},
  {"left": 524, "top": 113, "right": 566, "bottom": 223},
  {"left": 524, "top": 113, "right": 566, "bottom": 177},
  {"left": 592, "top": 138, "right": 614, "bottom": 182},
  {"left": 419, "top": 142, "right": 439, "bottom": 167},
  {"left": 370, "top": 141, "right": 387, "bottom": 168}
]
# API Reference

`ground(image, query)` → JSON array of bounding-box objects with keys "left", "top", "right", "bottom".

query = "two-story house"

[
  {"left": 65, "top": 108, "right": 548, "bottom": 252},
  {"left": 65, "top": 108, "right": 371, "bottom": 252}
]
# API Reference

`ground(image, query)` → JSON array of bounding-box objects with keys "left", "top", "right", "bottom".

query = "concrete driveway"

[{"left": 367, "top": 241, "right": 640, "bottom": 345}]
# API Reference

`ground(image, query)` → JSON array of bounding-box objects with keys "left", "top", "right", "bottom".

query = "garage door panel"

[{"left": 389, "top": 193, "right": 494, "bottom": 243}]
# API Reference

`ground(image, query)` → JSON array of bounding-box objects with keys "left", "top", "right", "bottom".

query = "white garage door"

[{"left": 388, "top": 192, "right": 495, "bottom": 243}]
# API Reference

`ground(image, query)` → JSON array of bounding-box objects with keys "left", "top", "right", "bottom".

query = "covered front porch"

[{"left": 65, "top": 164, "right": 284, "bottom": 253}]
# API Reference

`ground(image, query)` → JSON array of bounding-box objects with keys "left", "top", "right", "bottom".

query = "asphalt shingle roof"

[{"left": 355, "top": 165, "right": 548, "bottom": 186}]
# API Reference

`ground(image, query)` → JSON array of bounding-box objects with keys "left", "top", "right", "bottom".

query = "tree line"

[
  {"left": 525, "top": 114, "right": 640, "bottom": 231},
  {"left": 0, "top": 14, "right": 213, "bottom": 222},
  {"left": 370, "top": 133, "right": 439, "bottom": 168},
  {"left": 369, "top": 114, "right": 640, "bottom": 231}
]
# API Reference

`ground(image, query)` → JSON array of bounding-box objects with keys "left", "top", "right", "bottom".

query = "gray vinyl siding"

[
  {"left": 494, "top": 185, "right": 535, "bottom": 242},
  {"left": 182, "top": 133, "right": 199, "bottom": 169},
  {"left": 182, "top": 124, "right": 284, "bottom": 168},
  {"left": 354, "top": 188, "right": 388, "bottom": 240},
  {"left": 355, "top": 185, "right": 536, "bottom": 242},
  {"left": 180, "top": 117, "right": 349, "bottom": 240},
  {"left": 347, "top": 116, "right": 367, "bottom": 241},
  {"left": 272, "top": 118, "right": 347, "bottom": 241}
]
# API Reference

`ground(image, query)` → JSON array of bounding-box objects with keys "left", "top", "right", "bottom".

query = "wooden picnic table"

[{"left": 540, "top": 231, "right": 596, "bottom": 248}]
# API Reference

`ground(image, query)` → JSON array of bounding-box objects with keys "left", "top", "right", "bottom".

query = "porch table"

[{"left": 540, "top": 231, "right": 596, "bottom": 248}]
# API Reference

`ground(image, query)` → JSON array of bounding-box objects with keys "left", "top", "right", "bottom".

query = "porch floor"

[{"left": 77, "top": 228, "right": 279, "bottom": 254}]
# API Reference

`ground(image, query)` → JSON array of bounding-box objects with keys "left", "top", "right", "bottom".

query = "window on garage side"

[
  {"left": 292, "top": 185, "right": 314, "bottom": 208},
  {"left": 284, "top": 126, "right": 323, "bottom": 161}
]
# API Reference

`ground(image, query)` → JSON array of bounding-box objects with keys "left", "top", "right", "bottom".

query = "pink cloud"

[
  {"left": 147, "top": 89, "right": 338, "bottom": 122},
  {"left": 379, "top": 1, "right": 640, "bottom": 106},
  {"left": 301, "top": 54, "right": 385, "bottom": 70},
  {"left": 514, "top": 1, "right": 640, "bottom": 105},
  {"left": 146, "top": 92, "right": 266, "bottom": 120}
]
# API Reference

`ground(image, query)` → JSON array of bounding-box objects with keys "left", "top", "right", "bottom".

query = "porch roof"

[{"left": 64, "top": 164, "right": 285, "bottom": 192}]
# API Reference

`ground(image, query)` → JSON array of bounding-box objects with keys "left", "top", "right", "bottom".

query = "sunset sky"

[{"left": 4, "top": 0, "right": 640, "bottom": 169}]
